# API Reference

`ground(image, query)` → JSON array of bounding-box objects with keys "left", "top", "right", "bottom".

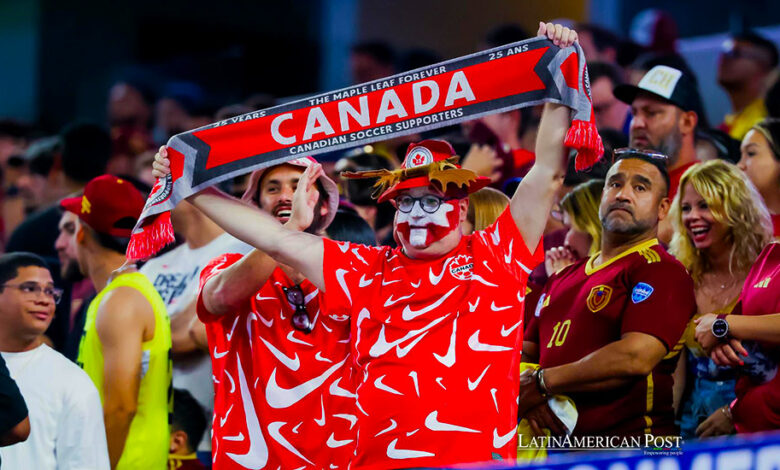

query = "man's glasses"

[
  {"left": 395, "top": 195, "right": 451, "bottom": 214},
  {"left": 283, "top": 285, "right": 312, "bottom": 334},
  {"left": 1, "top": 282, "right": 63, "bottom": 304}
]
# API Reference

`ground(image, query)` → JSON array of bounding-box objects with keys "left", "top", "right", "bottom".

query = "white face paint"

[{"left": 396, "top": 191, "right": 456, "bottom": 249}]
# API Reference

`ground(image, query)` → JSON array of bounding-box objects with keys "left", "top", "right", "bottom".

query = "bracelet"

[
  {"left": 720, "top": 405, "right": 732, "bottom": 421},
  {"left": 536, "top": 369, "right": 551, "bottom": 397}
]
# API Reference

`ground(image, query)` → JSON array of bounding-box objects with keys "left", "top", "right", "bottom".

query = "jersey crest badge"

[
  {"left": 449, "top": 254, "right": 474, "bottom": 280},
  {"left": 631, "top": 282, "right": 654, "bottom": 303},
  {"left": 586, "top": 285, "right": 612, "bottom": 312}
]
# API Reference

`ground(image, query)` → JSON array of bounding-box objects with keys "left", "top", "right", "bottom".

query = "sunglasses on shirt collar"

[{"left": 283, "top": 285, "right": 313, "bottom": 334}]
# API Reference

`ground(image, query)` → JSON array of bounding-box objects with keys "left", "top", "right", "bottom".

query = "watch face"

[{"left": 712, "top": 319, "right": 729, "bottom": 338}]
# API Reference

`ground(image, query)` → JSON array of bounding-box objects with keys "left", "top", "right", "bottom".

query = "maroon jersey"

[
  {"left": 732, "top": 243, "right": 780, "bottom": 433},
  {"left": 528, "top": 238, "right": 695, "bottom": 436}
]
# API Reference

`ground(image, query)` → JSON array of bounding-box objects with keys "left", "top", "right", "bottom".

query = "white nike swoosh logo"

[
  {"left": 259, "top": 337, "right": 300, "bottom": 371},
  {"left": 257, "top": 312, "right": 273, "bottom": 327},
  {"left": 287, "top": 331, "right": 313, "bottom": 347},
  {"left": 468, "top": 298, "right": 480, "bottom": 312},
  {"left": 500, "top": 320, "right": 522, "bottom": 337},
  {"left": 436, "top": 377, "right": 446, "bottom": 389},
  {"left": 468, "top": 330, "right": 512, "bottom": 352},
  {"left": 315, "top": 396, "right": 326, "bottom": 426},
  {"left": 268, "top": 422, "right": 313, "bottom": 465},
  {"left": 411, "top": 280, "right": 421, "bottom": 288},
  {"left": 471, "top": 273, "right": 499, "bottom": 287},
  {"left": 333, "top": 414, "right": 358, "bottom": 430},
  {"left": 225, "top": 370, "right": 235, "bottom": 393},
  {"left": 433, "top": 317, "right": 457, "bottom": 367},
  {"left": 429, "top": 262, "right": 449, "bottom": 286},
  {"left": 369, "top": 314, "right": 448, "bottom": 357},
  {"left": 329, "top": 377, "right": 356, "bottom": 398},
  {"left": 335, "top": 269, "right": 352, "bottom": 305},
  {"left": 265, "top": 358, "right": 347, "bottom": 409},
  {"left": 482, "top": 260, "right": 493, "bottom": 272},
  {"left": 424, "top": 411, "right": 479, "bottom": 433},
  {"left": 384, "top": 293, "right": 414, "bottom": 307},
  {"left": 223, "top": 432, "right": 244, "bottom": 441},
  {"left": 326, "top": 433, "right": 354, "bottom": 448},
  {"left": 226, "top": 315, "right": 240, "bottom": 341},
  {"left": 402, "top": 286, "right": 459, "bottom": 321},
  {"left": 490, "top": 301, "right": 511, "bottom": 312},
  {"left": 504, "top": 239, "right": 514, "bottom": 264},
  {"left": 409, "top": 371, "right": 420, "bottom": 397},
  {"left": 491, "top": 223, "right": 501, "bottom": 245},
  {"left": 387, "top": 438, "right": 435, "bottom": 460},
  {"left": 359, "top": 275, "right": 374, "bottom": 287},
  {"left": 315, "top": 352, "right": 332, "bottom": 363},
  {"left": 225, "top": 357, "right": 268, "bottom": 468},
  {"left": 338, "top": 242, "right": 350, "bottom": 253},
  {"left": 304, "top": 289, "right": 318, "bottom": 305},
  {"left": 406, "top": 429, "right": 419, "bottom": 437},
  {"left": 374, "top": 374, "right": 403, "bottom": 395},
  {"left": 220, "top": 404, "right": 234, "bottom": 427},
  {"left": 515, "top": 259, "right": 532, "bottom": 273},
  {"left": 214, "top": 346, "right": 229, "bottom": 359},
  {"left": 467, "top": 365, "right": 491, "bottom": 391},
  {"left": 375, "top": 419, "right": 397, "bottom": 437},
  {"left": 292, "top": 422, "right": 303, "bottom": 434},
  {"left": 490, "top": 388, "right": 498, "bottom": 412},
  {"left": 493, "top": 427, "right": 517, "bottom": 448},
  {"left": 381, "top": 278, "right": 401, "bottom": 286},
  {"left": 255, "top": 295, "right": 277, "bottom": 302},
  {"left": 517, "top": 291, "right": 525, "bottom": 302},
  {"left": 351, "top": 248, "right": 369, "bottom": 265}
]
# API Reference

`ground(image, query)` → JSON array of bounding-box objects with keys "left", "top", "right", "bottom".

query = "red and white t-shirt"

[
  {"left": 197, "top": 254, "right": 355, "bottom": 470},
  {"left": 322, "top": 208, "right": 542, "bottom": 469}
]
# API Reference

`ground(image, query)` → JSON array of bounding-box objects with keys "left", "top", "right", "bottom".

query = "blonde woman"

[
  {"left": 544, "top": 179, "right": 603, "bottom": 275},
  {"left": 461, "top": 187, "right": 510, "bottom": 234},
  {"left": 669, "top": 160, "right": 773, "bottom": 438}
]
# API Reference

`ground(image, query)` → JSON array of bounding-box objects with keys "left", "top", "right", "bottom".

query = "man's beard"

[
  {"left": 632, "top": 127, "right": 683, "bottom": 168},
  {"left": 60, "top": 258, "right": 84, "bottom": 282},
  {"left": 600, "top": 204, "right": 653, "bottom": 236}
]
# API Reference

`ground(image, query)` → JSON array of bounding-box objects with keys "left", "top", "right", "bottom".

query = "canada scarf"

[{"left": 128, "top": 36, "right": 603, "bottom": 260}]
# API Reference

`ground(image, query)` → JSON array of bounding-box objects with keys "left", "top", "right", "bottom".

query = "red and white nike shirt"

[
  {"left": 197, "top": 254, "right": 356, "bottom": 469},
  {"left": 321, "top": 208, "right": 543, "bottom": 469}
]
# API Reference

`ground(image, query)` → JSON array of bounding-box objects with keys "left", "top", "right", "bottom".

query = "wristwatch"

[{"left": 711, "top": 314, "right": 730, "bottom": 339}]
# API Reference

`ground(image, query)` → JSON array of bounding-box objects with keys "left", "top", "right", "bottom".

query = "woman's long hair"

[
  {"left": 467, "top": 187, "right": 510, "bottom": 233},
  {"left": 560, "top": 179, "right": 604, "bottom": 255},
  {"left": 669, "top": 160, "right": 773, "bottom": 282}
]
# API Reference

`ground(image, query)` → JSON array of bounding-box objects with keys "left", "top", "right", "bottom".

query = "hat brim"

[
  {"left": 613, "top": 83, "right": 681, "bottom": 110},
  {"left": 241, "top": 161, "right": 339, "bottom": 233},
  {"left": 377, "top": 175, "right": 492, "bottom": 203},
  {"left": 59, "top": 196, "right": 82, "bottom": 216}
]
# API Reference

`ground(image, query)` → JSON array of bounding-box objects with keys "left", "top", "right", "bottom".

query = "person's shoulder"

[{"left": 38, "top": 346, "right": 99, "bottom": 396}]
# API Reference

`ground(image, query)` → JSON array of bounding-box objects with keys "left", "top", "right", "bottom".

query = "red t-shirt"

[
  {"left": 526, "top": 239, "right": 695, "bottom": 437},
  {"left": 772, "top": 213, "right": 780, "bottom": 239},
  {"left": 197, "top": 254, "right": 355, "bottom": 469},
  {"left": 668, "top": 161, "right": 698, "bottom": 199},
  {"left": 322, "top": 208, "right": 542, "bottom": 469},
  {"left": 731, "top": 242, "right": 780, "bottom": 433}
]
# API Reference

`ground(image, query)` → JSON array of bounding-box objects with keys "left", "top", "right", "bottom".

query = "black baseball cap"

[{"left": 614, "top": 65, "right": 701, "bottom": 113}]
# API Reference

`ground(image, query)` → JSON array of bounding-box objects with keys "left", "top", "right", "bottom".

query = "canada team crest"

[
  {"left": 406, "top": 146, "right": 434, "bottom": 168},
  {"left": 448, "top": 254, "right": 474, "bottom": 280},
  {"left": 586, "top": 285, "right": 612, "bottom": 313}
]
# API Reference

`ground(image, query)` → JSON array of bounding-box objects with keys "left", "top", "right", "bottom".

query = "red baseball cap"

[
  {"left": 60, "top": 175, "right": 146, "bottom": 237},
  {"left": 377, "top": 140, "right": 490, "bottom": 202}
]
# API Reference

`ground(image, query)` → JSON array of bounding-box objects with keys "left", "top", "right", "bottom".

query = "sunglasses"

[
  {"left": 614, "top": 147, "right": 669, "bottom": 163},
  {"left": 283, "top": 285, "right": 313, "bottom": 334}
]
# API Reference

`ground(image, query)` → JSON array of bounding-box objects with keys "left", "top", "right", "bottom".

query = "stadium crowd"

[{"left": 0, "top": 13, "right": 779, "bottom": 470}]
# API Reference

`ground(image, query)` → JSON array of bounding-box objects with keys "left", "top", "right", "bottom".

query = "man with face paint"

[
  {"left": 152, "top": 21, "right": 578, "bottom": 470},
  {"left": 521, "top": 149, "right": 696, "bottom": 438}
]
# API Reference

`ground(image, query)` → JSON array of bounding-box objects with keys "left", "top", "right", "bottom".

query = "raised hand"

[
  {"left": 537, "top": 22, "right": 579, "bottom": 48},
  {"left": 288, "top": 163, "right": 323, "bottom": 232},
  {"left": 152, "top": 146, "right": 171, "bottom": 179},
  {"left": 461, "top": 144, "right": 502, "bottom": 182},
  {"left": 545, "top": 246, "right": 577, "bottom": 276}
]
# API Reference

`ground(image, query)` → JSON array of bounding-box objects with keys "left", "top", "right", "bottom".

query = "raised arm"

[
  {"left": 153, "top": 148, "right": 325, "bottom": 290},
  {"left": 510, "top": 23, "right": 576, "bottom": 252}
]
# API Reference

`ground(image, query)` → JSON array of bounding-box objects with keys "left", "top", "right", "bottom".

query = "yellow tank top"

[{"left": 77, "top": 271, "right": 172, "bottom": 470}]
